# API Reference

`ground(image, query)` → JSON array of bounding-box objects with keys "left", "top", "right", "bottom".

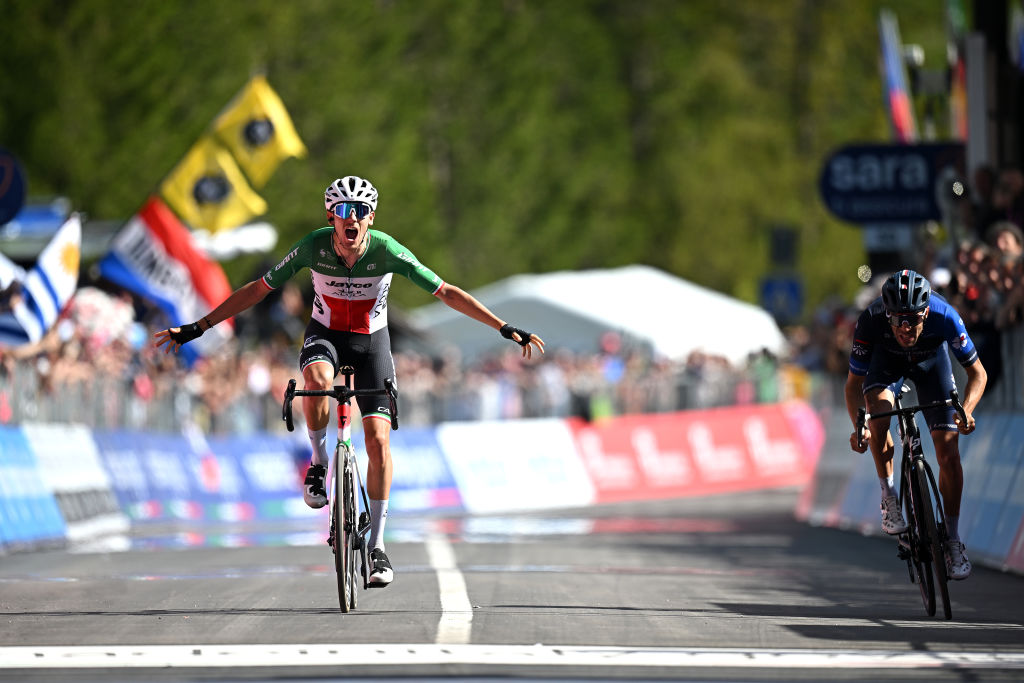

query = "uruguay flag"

[
  {"left": 0, "top": 214, "right": 81, "bottom": 347},
  {"left": 98, "top": 196, "right": 233, "bottom": 364}
]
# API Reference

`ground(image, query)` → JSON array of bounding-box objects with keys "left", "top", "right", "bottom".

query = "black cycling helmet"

[{"left": 881, "top": 269, "right": 931, "bottom": 314}]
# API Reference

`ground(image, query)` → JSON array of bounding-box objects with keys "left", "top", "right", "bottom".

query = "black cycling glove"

[
  {"left": 499, "top": 324, "right": 533, "bottom": 347},
  {"left": 169, "top": 321, "right": 205, "bottom": 345}
]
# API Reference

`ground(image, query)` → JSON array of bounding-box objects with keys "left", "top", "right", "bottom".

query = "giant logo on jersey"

[{"left": 273, "top": 247, "right": 299, "bottom": 271}]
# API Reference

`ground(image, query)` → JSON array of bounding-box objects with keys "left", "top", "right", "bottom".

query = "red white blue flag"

[{"left": 98, "top": 196, "right": 233, "bottom": 363}]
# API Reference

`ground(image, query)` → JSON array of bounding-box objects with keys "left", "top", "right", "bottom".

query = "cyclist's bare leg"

[
  {"left": 931, "top": 429, "right": 963, "bottom": 518},
  {"left": 362, "top": 415, "right": 393, "bottom": 500},
  {"left": 363, "top": 415, "right": 395, "bottom": 581},
  {"left": 864, "top": 388, "right": 897, "bottom": 480},
  {"left": 302, "top": 361, "right": 333, "bottom": 464},
  {"left": 302, "top": 361, "right": 333, "bottom": 428}
]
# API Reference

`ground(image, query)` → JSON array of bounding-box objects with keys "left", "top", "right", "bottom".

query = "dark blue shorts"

[{"left": 863, "top": 345, "right": 958, "bottom": 432}]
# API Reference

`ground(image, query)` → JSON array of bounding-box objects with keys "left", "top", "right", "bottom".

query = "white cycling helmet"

[{"left": 324, "top": 176, "right": 378, "bottom": 212}]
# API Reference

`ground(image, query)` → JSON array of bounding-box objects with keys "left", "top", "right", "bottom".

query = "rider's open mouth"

[{"left": 345, "top": 228, "right": 358, "bottom": 240}]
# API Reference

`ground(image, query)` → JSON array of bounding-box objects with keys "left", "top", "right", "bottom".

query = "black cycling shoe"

[
  {"left": 368, "top": 548, "right": 394, "bottom": 587},
  {"left": 303, "top": 464, "right": 327, "bottom": 509}
]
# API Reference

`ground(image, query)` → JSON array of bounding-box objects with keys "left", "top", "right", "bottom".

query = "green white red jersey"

[{"left": 261, "top": 228, "right": 444, "bottom": 333}]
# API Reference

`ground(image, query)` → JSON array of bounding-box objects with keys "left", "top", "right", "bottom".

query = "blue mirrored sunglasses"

[{"left": 331, "top": 201, "right": 373, "bottom": 220}]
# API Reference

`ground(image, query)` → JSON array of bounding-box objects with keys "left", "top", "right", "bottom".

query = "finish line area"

[{"left": 4, "top": 642, "right": 1024, "bottom": 672}]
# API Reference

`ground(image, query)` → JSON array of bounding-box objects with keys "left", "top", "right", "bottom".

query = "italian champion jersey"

[
  {"left": 262, "top": 228, "right": 444, "bottom": 333},
  {"left": 848, "top": 292, "right": 978, "bottom": 376}
]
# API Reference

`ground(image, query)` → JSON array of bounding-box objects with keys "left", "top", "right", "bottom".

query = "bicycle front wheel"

[
  {"left": 344, "top": 461, "right": 358, "bottom": 611},
  {"left": 918, "top": 462, "right": 952, "bottom": 620},
  {"left": 907, "top": 465, "right": 936, "bottom": 617},
  {"left": 333, "top": 450, "right": 353, "bottom": 613}
]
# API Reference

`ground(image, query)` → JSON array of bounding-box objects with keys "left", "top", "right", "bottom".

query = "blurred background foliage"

[{"left": 0, "top": 0, "right": 949, "bottom": 313}]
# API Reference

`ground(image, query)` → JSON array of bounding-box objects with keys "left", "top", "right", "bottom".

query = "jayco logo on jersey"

[{"left": 324, "top": 280, "right": 372, "bottom": 289}]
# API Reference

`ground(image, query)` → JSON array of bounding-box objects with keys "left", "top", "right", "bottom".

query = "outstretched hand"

[
  {"left": 500, "top": 324, "right": 545, "bottom": 359},
  {"left": 153, "top": 327, "right": 184, "bottom": 354},
  {"left": 153, "top": 321, "right": 205, "bottom": 354}
]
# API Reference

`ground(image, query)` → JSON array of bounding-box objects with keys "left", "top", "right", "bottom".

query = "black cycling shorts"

[
  {"left": 298, "top": 320, "right": 397, "bottom": 420},
  {"left": 863, "top": 344, "right": 957, "bottom": 432}
]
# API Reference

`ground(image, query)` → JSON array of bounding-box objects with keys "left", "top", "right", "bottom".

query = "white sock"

[
  {"left": 879, "top": 475, "right": 897, "bottom": 499},
  {"left": 308, "top": 426, "right": 329, "bottom": 467},
  {"left": 368, "top": 498, "right": 389, "bottom": 551}
]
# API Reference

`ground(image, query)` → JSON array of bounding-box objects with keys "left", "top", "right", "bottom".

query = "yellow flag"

[
  {"left": 212, "top": 75, "right": 307, "bottom": 187},
  {"left": 160, "top": 136, "right": 268, "bottom": 233}
]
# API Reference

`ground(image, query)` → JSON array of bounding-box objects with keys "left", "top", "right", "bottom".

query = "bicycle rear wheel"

[
  {"left": 907, "top": 467, "right": 936, "bottom": 617},
  {"left": 333, "top": 452, "right": 353, "bottom": 613}
]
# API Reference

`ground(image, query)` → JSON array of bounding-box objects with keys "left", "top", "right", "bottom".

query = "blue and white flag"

[
  {"left": 0, "top": 213, "right": 81, "bottom": 347},
  {"left": 0, "top": 250, "right": 26, "bottom": 291}
]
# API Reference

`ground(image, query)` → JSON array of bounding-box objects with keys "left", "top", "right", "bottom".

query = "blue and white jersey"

[{"left": 848, "top": 292, "right": 978, "bottom": 376}]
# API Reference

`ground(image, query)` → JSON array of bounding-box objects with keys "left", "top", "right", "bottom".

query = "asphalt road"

[{"left": 1, "top": 488, "right": 1023, "bottom": 682}]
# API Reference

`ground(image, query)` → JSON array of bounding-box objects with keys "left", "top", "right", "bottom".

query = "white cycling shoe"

[
  {"left": 945, "top": 540, "right": 972, "bottom": 580},
  {"left": 368, "top": 548, "right": 394, "bottom": 587},
  {"left": 880, "top": 496, "right": 909, "bottom": 535},
  {"left": 303, "top": 464, "right": 327, "bottom": 509}
]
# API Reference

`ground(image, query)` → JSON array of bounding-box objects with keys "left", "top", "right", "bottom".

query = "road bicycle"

[
  {"left": 281, "top": 367, "right": 398, "bottom": 613},
  {"left": 856, "top": 387, "right": 966, "bottom": 620}
]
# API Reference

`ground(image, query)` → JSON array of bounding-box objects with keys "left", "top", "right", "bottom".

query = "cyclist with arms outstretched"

[
  {"left": 844, "top": 269, "right": 986, "bottom": 580},
  {"left": 155, "top": 175, "right": 544, "bottom": 587}
]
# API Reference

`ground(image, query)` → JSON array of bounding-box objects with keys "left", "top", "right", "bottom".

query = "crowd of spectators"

[{"left": 0, "top": 164, "right": 1021, "bottom": 433}]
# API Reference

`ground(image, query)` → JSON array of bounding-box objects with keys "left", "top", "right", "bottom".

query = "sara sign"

[{"left": 819, "top": 142, "right": 965, "bottom": 224}]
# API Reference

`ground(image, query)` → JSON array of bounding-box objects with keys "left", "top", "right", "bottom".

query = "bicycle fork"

[{"left": 335, "top": 383, "right": 370, "bottom": 550}]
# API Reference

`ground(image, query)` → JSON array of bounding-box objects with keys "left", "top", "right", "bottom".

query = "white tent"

[{"left": 408, "top": 265, "right": 788, "bottom": 365}]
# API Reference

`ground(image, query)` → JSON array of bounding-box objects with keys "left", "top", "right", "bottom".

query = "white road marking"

[
  {"left": 1, "top": 644, "right": 1023, "bottom": 670},
  {"left": 425, "top": 534, "right": 472, "bottom": 644}
]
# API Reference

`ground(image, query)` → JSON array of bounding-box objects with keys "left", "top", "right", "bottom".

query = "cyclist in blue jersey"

[
  {"left": 156, "top": 175, "right": 544, "bottom": 587},
  {"left": 844, "top": 269, "right": 987, "bottom": 580}
]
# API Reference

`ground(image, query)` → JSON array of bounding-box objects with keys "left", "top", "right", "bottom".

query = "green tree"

[{"left": 0, "top": 0, "right": 949, "bottom": 314}]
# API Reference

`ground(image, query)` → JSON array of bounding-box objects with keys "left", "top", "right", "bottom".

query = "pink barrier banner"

[{"left": 568, "top": 402, "right": 823, "bottom": 504}]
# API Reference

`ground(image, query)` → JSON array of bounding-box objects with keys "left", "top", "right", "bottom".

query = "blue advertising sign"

[
  {"left": 0, "top": 148, "right": 27, "bottom": 226},
  {"left": 760, "top": 275, "right": 803, "bottom": 325},
  {"left": 818, "top": 142, "right": 965, "bottom": 224},
  {"left": 353, "top": 426, "right": 463, "bottom": 512},
  {"left": 0, "top": 426, "right": 66, "bottom": 548}
]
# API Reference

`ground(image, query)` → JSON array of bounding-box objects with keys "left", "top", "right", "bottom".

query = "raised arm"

[
  {"left": 153, "top": 279, "right": 272, "bottom": 354},
  {"left": 435, "top": 283, "right": 545, "bottom": 359}
]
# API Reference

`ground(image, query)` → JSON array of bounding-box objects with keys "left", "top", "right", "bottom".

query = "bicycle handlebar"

[
  {"left": 281, "top": 378, "right": 399, "bottom": 432},
  {"left": 855, "top": 390, "right": 967, "bottom": 450}
]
